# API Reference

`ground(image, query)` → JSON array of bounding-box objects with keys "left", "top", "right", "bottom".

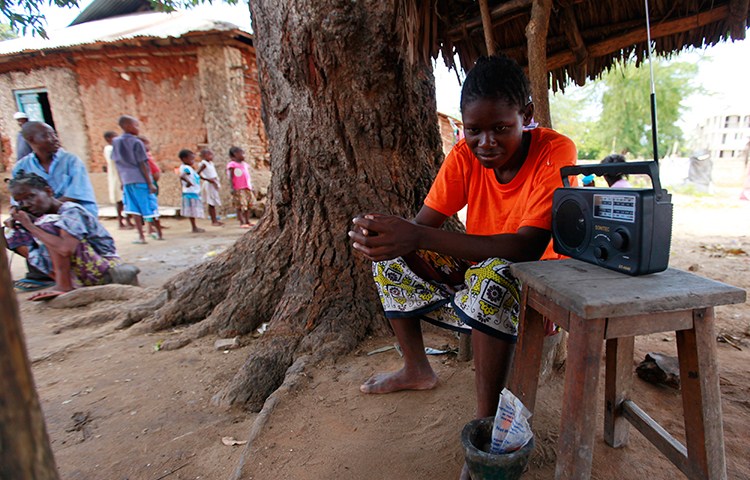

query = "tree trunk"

[
  {"left": 0, "top": 240, "right": 59, "bottom": 479},
  {"left": 143, "top": 0, "right": 445, "bottom": 411}
]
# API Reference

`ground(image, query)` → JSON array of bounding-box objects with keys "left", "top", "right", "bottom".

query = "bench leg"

[
  {"left": 507, "top": 286, "right": 546, "bottom": 416},
  {"left": 604, "top": 336, "right": 635, "bottom": 448},
  {"left": 555, "top": 314, "right": 606, "bottom": 480},
  {"left": 677, "top": 308, "right": 727, "bottom": 480}
]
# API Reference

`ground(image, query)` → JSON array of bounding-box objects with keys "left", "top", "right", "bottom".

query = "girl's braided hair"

[
  {"left": 460, "top": 54, "right": 532, "bottom": 113},
  {"left": 5, "top": 170, "right": 50, "bottom": 190}
]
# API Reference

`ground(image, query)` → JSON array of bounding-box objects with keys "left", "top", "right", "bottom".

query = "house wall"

[
  {"left": 437, "top": 112, "right": 462, "bottom": 156},
  {"left": 194, "top": 44, "right": 268, "bottom": 211},
  {"left": 73, "top": 46, "right": 207, "bottom": 207},
  {"left": 240, "top": 48, "right": 268, "bottom": 168},
  {"left": 0, "top": 65, "right": 89, "bottom": 172}
]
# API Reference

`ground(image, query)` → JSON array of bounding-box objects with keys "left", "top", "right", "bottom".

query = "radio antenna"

[{"left": 644, "top": 0, "right": 659, "bottom": 163}]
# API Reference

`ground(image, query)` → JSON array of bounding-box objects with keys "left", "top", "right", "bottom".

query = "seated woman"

[{"left": 5, "top": 171, "right": 122, "bottom": 301}]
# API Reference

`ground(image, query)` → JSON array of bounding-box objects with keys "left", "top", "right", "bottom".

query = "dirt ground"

[{"left": 7, "top": 181, "right": 750, "bottom": 480}]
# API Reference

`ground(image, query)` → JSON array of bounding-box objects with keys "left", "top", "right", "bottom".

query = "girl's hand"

[
  {"left": 11, "top": 209, "right": 34, "bottom": 230},
  {"left": 348, "top": 214, "right": 420, "bottom": 262}
]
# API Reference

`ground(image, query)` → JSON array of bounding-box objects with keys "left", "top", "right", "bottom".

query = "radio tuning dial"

[
  {"left": 594, "top": 246, "right": 608, "bottom": 261},
  {"left": 611, "top": 229, "right": 629, "bottom": 251}
]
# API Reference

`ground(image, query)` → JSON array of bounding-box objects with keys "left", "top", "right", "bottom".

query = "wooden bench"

[{"left": 507, "top": 259, "right": 746, "bottom": 480}]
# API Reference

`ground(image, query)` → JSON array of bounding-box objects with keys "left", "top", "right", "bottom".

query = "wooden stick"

[
  {"left": 479, "top": 0, "right": 497, "bottom": 55},
  {"left": 447, "top": 0, "right": 531, "bottom": 39},
  {"left": 526, "top": 0, "right": 553, "bottom": 127},
  {"left": 0, "top": 251, "right": 59, "bottom": 479}
]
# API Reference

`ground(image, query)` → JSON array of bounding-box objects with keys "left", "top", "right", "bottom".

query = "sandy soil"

[{"left": 8, "top": 187, "right": 750, "bottom": 480}]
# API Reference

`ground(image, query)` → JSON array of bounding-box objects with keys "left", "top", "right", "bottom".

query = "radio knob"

[
  {"left": 611, "top": 229, "right": 629, "bottom": 251},
  {"left": 594, "top": 246, "right": 608, "bottom": 261}
]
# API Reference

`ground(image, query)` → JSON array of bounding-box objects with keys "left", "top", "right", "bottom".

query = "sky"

[{"left": 25, "top": 1, "right": 750, "bottom": 130}]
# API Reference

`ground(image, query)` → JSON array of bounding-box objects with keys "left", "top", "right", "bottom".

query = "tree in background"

[
  {"left": 597, "top": 59, "right": 699, "bottom": 159},
  {"left": 551, "top": 58, "right": 700, "bottom": 160},
  {"left": 550, "top": 87, "right": 606, "bottom": 160},
  {"left": 0, "top": 24, "right": 18, "bottom": 40}
]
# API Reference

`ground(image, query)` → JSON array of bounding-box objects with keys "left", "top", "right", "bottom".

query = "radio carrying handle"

[{"left": 560, "top": 161, "right": 664, "bottom": 195}]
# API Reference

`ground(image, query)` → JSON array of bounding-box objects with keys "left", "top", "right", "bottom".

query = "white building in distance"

[{"left": 694, "top": 111, "right": 750, "bottom": 159}]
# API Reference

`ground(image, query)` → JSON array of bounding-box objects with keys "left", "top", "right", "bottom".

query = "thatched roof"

[{"left": 402, "top": 0, "right": 749, "bottom": 91}]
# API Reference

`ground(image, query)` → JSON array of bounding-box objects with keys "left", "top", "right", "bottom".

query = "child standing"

[
  {"left": 197, "top": 148, "right": 223, "bottom": 226},
  {"left": 138, "top": 135, "right": 165, "bottom": 240},
  {"left": 178, "top": 149, "right": 205, "bottom": 233},
  {"left": 111, "top": 115, "right": 159, "bottom": 244},
  {"left": 226, "top": 146, "right": 254, "bottom": 228},
  {"left": 104, "top": 130, "right": 133, "bottom": 230}
]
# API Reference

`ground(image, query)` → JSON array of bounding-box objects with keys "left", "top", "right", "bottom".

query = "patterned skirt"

[
  {"left": 372, "top": 250, "right": 522, "bottom": 342},
  {"left": 181, "top": 195, "right": 205, "bottom": 218},
  {"left": 5, "top": 223, "right": 120, "bottom": 287},
  {"left": 232, "top": 188, "right": 254, "bottom": 211}
]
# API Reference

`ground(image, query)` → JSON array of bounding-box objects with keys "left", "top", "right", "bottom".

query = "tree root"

[
  {"left": 211, "top": 333, "right": 301, "bottom": 411},
  {"left": 51, "top": 308, "right": 126, "bottom": 334},
  {"left": 42, "top": 286, "right": 166, "bottom": 333},
  {"left": 47, "top": 284, "right": 148, "bottom": 309},
  {"left": 118, "top": 290, "right": 168, "bottom": 330},
  {"left": 229, "top": 354, "right": 312, "bottom": 480}
]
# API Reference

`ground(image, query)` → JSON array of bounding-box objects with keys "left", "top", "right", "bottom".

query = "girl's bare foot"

[
  {"left": 192, "top": 227, "right": 206, "bottom": 233},
  {"left": 29, "top": 288, "right": 71, "bottom": 302},
  {"left": 360, "top": 368, "right": 438, "bottom": 394},
  {"left": 212, "top": 221, "right": 224, "bottom": 226}
]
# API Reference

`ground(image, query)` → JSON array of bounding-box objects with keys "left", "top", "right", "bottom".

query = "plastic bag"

[{"left": 489, "top": 388, "right": 533, "bottom": 454}]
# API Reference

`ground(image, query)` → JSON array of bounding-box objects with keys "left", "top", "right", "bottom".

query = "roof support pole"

[
  {"left": 0, "top": 248, "right": 59, "bottom": 479},
  {"left": 479, "top": 0, "right": 497, "bottom": 55},
  {"left": 526, "top": 0, "right": 553, "bottom": 127},
  {"left": 729, "top": 0, "right": 749, "bottom": 40}
]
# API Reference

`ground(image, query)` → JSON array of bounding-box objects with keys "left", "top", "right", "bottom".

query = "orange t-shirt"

[{"left": 424, "top": 127, "right": 577, "bottom": 260}]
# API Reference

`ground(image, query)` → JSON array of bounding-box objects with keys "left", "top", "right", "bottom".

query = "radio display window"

[{"left": 593, "top": 194, "right": 636, "bottom": 223}]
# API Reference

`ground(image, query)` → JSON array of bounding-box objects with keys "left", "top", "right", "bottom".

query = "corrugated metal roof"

[
  {"left": 0, "top": 11, "right": 251, "bottom": 57},
  {"left": 69, "top": 0, "right": 152, "bottom": 27}
]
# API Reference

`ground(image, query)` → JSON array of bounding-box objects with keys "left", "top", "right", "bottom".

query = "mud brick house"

[{"left": 0, "top": 2, "right": 267, "bottom": 209}]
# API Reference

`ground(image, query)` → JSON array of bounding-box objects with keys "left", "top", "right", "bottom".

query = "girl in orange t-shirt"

[{"left": 348, "top": 55, "right": 577, "bottom": 450}]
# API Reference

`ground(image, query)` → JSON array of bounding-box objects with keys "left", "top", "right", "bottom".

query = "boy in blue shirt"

[{"left": 111, "top": 115, "right": 159, "bottom": 244}]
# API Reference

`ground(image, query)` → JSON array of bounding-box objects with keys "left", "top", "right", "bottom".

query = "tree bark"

[
  {"left": 144, "top": 0, "right": 445, "bottom": 411},
  {"left": 0, "top": 243, "right": 59, "bottom": 478}
]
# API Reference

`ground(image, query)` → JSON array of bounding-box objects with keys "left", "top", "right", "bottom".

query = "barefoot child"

[
  {"left": 5, "top": 171, "right": 122, "bottom": 301},
  {"left": 139, "top": 135, "right": 165, "bottom": 240},
  {"left": 104, "top": 130, "right": 133, "bottom": 230},
  {"left": 178, "top": 149, "right": 205, "bottom": 233},
  {"left": 349, "top": 55, "right": 577, "bottom": 478},
  {"left": 197, "top": 148, "right": 223, "bottom": 226},
  {"left": 226, "top": 146, "right": 254, "bottom": 228},
  {"left": 111, "top": 115, "right": 158, "bottom": 244}
]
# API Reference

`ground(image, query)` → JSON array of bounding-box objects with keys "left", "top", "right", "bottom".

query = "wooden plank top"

[{"left": 510, "top": 259, "right": 746, "bottom": 319}]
